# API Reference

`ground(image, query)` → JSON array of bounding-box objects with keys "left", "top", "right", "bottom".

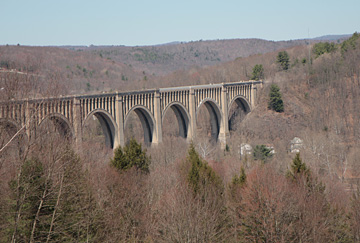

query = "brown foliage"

[
  {"left": 2, "top": 35, "right": 360, "bottom": 242},
  {"left": 95, "top": 167, "right": 150, "bottom": 242},
  {"left": 231, "top": 164, "right": 352, "bottom": 242}
]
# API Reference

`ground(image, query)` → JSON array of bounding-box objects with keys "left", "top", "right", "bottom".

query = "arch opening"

[
  {"left": 39, "top": 115, "right": 73, "bottom": 140},
  {"left": 124, "top": 106, "right": 154, "bottom": 146},
  {"left": 83, "top": 110, "right": 116, "bottom": 149},
  {"left": 197, "top": 100, "right": 221, "bottom": 143},
  {"left": 37, "top": 115, "right": 74, "bottom": 157},
  {"left": 0, "top": 119, "right": 27, "bottom": 158},
  {"left": 228, "top": 96, "right": 251, "bottom": 131},
  {"left": 162, "top": 103, "right": 189, "bottom": 140},
  {"left": 0, "top": 119, "right": 21, "bottom": 137}
]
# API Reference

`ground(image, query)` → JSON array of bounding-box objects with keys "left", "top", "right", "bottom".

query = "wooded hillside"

[
  {"left": 71, "top": 38, "right": 313, "bottom": 76},
  {"left": 1, "top": 34, "right": 360, "bottom": 242}
]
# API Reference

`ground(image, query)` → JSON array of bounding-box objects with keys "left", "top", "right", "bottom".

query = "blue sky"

[{"left": 1, "top": 0, "right": 359, "bottom": 46}]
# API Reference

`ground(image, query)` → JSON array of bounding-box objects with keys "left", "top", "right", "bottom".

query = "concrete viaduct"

[{"left": 0, "top": 81, "right": 262, "bottom": 149}]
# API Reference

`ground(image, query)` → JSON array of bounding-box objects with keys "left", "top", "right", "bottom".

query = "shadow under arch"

[
  {"left": 197, "top": 98, "right": 222, "bottom": 141},
  {"left": 0, "top": 118, "right": 28, "bottom": 155},
  {"left": 228, "top": 95, "right": 251, "bottom": 131},
  {"left": 124, "top": 105, "right": 155, "bottom": 145},
  {"left": 39, "top": 113, "right": 74, "bottom": 139},
  {"left": 0, "top": 118, "right": 22, "bottom": 135},
  {"left": 162, "top": 102, "right": 190, "bottom": 139},
  {"left": 83, "top": 109, "right": 117, "bottom": 149},
  {"left": 0, "top": 118, "right": 27, "bottom": 141}
]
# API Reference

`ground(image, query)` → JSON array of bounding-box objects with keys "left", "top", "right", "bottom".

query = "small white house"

[
  {"left": 290, "top": 137, "right": 303, "bottom": 153},
  {"left": 240, "top": 143, "right": 253, "bottom": 155}
]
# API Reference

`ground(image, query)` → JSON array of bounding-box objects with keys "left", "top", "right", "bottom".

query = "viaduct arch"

[
  {"left": 39, "top": 113, "right": 74, "bottom": 139},
  {"left": 228, "top": 95, "right": 251, "bottom": 131},
  {"left": 124, "top": 105, "right": 155, "bottom": 145},
  {"left": 0, "top": 81, "right": 262, "bottom": 149},
  {"left": 84, "top": 109, "right": 117, "bottom": 148},
  {"left": 197, "top": 99, "right": 222, "bottom": 141},
  {"left": 162, "top": 102, "right": 190, "bottom": 139}
]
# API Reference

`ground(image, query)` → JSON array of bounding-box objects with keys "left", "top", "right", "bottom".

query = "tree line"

[{"left": 1, "top": 128, "right": 360, "bottom": 242}]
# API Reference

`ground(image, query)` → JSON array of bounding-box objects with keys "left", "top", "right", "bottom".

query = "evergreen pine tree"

[
  {"left": 186, "top": 142, "right": 223, "bottom": 195},
  {"left": 251, "top": 64, "right": 264, "bottom": 80},
  {"left": 111, "top": 138, "right": 151, "bottom": 173},
  {"left": 7, "top": 158, "right": 52, "bottom": 243},
  {"left": 341, "top": 32, "right": 359, "bottom": 54},
  {"left": 277, "top": 51, "right": 290, "bottom": 70},
  {"left": 187, "top": 142, "right": 202, "bottom": 194},
  {"left": 287, "top": 152, "right": 309, "bottom": 180},
  {"left": 54, "top": 149, "right": 98, "bottom": 242},
  {"left": 290, "top": 152, "right": 309, "bottom": 175},
  {"left": 111, "top": 144, "right": 127, "bottom": 170},
  {"left": 287, "top": 152, "right": 324, "bottom": 192},
  {"left": 253, "top": 145, "right": 273, "bottom": 163},
  {"left": 231, "top": 167, "right": 246, "bottom": 187},
  {"left": 268, "top": 84, "right": 284, "bottom": 112}
]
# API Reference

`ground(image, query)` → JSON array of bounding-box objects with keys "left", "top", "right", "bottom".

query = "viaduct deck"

[{"left": 0, "top": 81, "right": 262, "bottom": 149}]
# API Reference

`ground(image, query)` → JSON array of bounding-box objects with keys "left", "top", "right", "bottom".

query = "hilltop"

[
  {"left": 0, "top": 35, "right": 349, "bottom": 97},
  {"left": 62, "top": 38, "right": 313, "bottom": 76}
]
